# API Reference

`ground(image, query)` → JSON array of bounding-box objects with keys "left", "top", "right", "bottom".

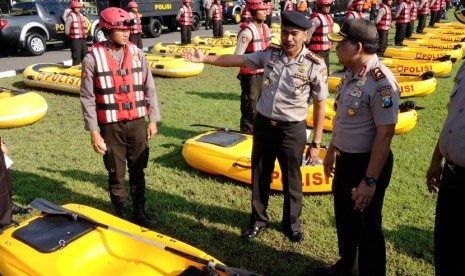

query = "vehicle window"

[
  {"left": 11, "top": 2, "right": 37, "bottom": 15},
  {"left": 43, "top": 2, "right": 62, "bottom": 15}
]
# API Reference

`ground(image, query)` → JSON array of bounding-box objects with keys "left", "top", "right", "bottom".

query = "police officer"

[
  {"left": 209, "top": 0, "right": 224, "bottom": 37},
  {"left": 416, "top": 0, "right": 430, "bottom": 33},
  {"left": 177, "top": 0, "right": 193, "bottom": 44},
  {"left": 235, "top": 0, "right": 270, "bottom": 133},
  {"left": 65, "top": 0, "right": 88, "bottom": 65},
  {"left": 374, "top": 0, "right": 393, "bottom": 56},
  {"left": 80, "top": 7, "right": 160, "bottom": 229},
  {"left": 320, "top": 19, "right": 400, "bottom": 275},
  {"left": 183, "top": 11, "right": 328, "bottom": 243},
  {"left": 394, "top": 0, "right": 411, "bottom": 46},
  {"left": 426, "top": 62, "right": 465, "bottom": 276},
  {"left": 0, "top": 137, "right": 13, "bottom": 230},
  {"left": 128, "top": 1, "right": 143, "bottom": 49},
  {"left": 203, "top": 0, "right": 213, "bottom": 29}
]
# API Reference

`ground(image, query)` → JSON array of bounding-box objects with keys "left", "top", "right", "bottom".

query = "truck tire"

[
  {"left": 192, "top": 14, "right": 200, "bottom": 31},
  {"left": 233, "top": 9, "right": 241, "bottom": 24},
  {"left": 147, "top": 19, "right": 163, "bottom": 38},
  {"left": 93, "top": 28, "right": 106, "bottom": 42},
  {"left": 25, "top": 33, "right": 46, "bottom": 56}
]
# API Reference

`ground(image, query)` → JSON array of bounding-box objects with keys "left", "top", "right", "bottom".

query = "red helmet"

[
  {"left": 69, "top": 1, "right": 81, "bottom": 8},
  {"left": 183, "top": 0, "right": 191, "bottom": 3},
  {"left": 316, "top": 0, "right": 334, "bottom": 5},
  {"left": 128, "top": 1, "right": 138, "bottom": 8},
  {"left": 99, "top": 7, "right": 134, "bottom": 31},
  {"left": 245, "top": 0, "right": 266, "bottom": 11}
]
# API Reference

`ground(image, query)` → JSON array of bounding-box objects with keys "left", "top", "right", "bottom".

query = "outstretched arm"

[{"left": 182, "top": 47, "right": 247, "bottom": 67}]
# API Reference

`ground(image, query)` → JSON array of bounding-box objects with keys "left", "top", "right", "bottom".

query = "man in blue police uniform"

[{"left": 183, "top": 11, "right": 328, "bottom": 243}]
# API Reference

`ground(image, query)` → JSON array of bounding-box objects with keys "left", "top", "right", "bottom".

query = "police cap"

[
  {"left": 328, "top": 18, "right": 379, "bottom": 45},
  {"left": 281, "top": 11, "right": 311, "bottom": 30}
]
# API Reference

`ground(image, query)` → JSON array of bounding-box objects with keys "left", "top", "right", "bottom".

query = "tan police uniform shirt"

[
  {"left": 331, "top": 55, "right": 400, "bottom": 153},
  {"left": 243, "top": 45, "right": 329, "bottom": 122},
  {"left": 439, "top": 62, "right": 465, "bottom": 167},
  {"left": 80, "top": 43, "right": 160, "bottom": 131}
]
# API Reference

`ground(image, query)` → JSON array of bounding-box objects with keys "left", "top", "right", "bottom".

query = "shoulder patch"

[
  {"left": 269, "top": 43, "right": 282, "bottom": 50},
  {"left": 305, "top": 51, "right": 323, "bottom": 64},
  {"left": 371, "top": 67, "right": 386, "bottom": 81}
]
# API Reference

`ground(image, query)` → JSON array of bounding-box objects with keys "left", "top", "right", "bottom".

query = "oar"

[
  {"left": 30, "top": 198, "right": 260, "bottom": 276},
  {"left": 190, "top": 124, "right": 251, "bottom": 135},
  {"left": 0, "top": 86, "right": 28, "bottom": 94}
]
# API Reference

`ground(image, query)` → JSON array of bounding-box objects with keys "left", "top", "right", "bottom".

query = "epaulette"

[
  {"left": 269, "top": 43, "right": 282, "bottom": 50},
  {"left": 370, "top": 67, "right": 386, "bottom": 81},
  {"left": 305, "top": 51, "right": 323, "bottom": 65}
]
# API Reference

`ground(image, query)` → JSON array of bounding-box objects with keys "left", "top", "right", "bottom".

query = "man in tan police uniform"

[
  {"left": 320, "top": 19, "right": 400, "bottom": 275},
  {"left": 182, "top": 10, "right": 328, "bottom": 243}
]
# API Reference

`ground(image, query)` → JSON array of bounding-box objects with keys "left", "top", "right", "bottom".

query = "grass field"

[{"left": 0, "top": 14, "right": 462, "bottom": 275}]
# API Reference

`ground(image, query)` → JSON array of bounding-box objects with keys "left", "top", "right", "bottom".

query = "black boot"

[
  {"left": 112, "top": 202, "right": 128, "bottom": 220},
  {"left": 131, "top": 203, "right": 157, "bottom": 229}
]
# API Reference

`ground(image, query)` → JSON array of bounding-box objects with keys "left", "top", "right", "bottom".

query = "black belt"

[
  {"left": 257, "top": 113, "right": 300, "bottom": 127},
  {"left": 445, "top": 160, "right": 465, "bottom": 174}
]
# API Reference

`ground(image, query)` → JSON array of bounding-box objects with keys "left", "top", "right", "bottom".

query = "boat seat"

[
  {"left": 12, "top": 215, "right": 94, "bottom": 253},
  {"left": 197, "top": 131, "right": 246, "bottom": 147}
]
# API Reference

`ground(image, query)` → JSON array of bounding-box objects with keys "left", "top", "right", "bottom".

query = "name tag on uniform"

[{"left": 347, "top": 88, "right": 363, "bottom": 98}]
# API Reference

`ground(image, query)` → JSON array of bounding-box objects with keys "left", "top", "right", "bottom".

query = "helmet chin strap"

[{"left": 106, "top": 37, "right": 125, "bottom": 49}]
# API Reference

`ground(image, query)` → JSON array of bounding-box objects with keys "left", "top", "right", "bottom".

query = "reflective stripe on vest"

[
  {"left": 92, "top": 43, "right": 146, "bottom": 124},
  {"left": 345, "top": 11, "right": 363, "bottom": 19},
  {"left": 69, "top": 12, "right": 86, "bottom": 39},
  {"left": 239, "top": 23, "right": 271, "bottom": 75},
  {"left": 212, "top": 4, "right": 223, "bottom": 20},
  {"left": 129, "top": 12, "right": 142, "bottom": 34},
  {"left": 418, "top": 0, "right": 430, "bottom": 15},
  {"left": 376, "top": 4, "right": 392, "bottom": 30},
  {"left": 179, "top": 6, "right": 193, "bottom": 25},
  {"left": 309, "top": 13, "right": 333, "bottom": 52},
  {"left": 409, "top": 1, "right": 418, "bottom": 20},
  {"left": 396, "top": 2, "right": 410, "bottom": 23}
]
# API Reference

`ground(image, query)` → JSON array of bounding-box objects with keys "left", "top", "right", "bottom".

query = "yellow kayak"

[
  {"left": 383, "top": 46, "right": 463, "bottom": 62},
  {"left": 401, "top": 38, "right": 465, "bottom": 51},
  {"left": 435, "top": 22, "right": 465, "bottom": 29},
  {"left": 306, "top": 99, "right": 418, "bottom": 135},
  {"left": 152, "top": 42, "right": 236, "bottom": 56},
  {"left": 182, "top": 129, "right": 333, "bottom": 193},
  {"left": 0, "top": 200, "right": 231, "bottom": 276},
  {"left": 423, "top": 26, "right": 465, "bottom": 35},
  {"left": 145, "top": 53, "right": 204, "bottom": 78},
  {"left": 411, "top": 32, "right": 465, "bottom": 42},
  {"left": 0, "top": 88, "right": 48, "bottom": 129},
  {"left": 381, "top": 57, "right": 453, "bottom": 77},
  {"left": 23, "top": 63, "right": 81, "bottom": 94},
  {"left": 191, "top": 35, "right": 237, "bottom": 47},
  {"left": 328, "top": 71, "right": 437, "bottom": 98}
]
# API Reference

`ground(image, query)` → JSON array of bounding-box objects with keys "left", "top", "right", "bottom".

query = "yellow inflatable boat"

[
  {"left": 145, "top": 53, "right": 205, "bottom": 78},
  {"left": 152, "top": 42, "right": 236, "bottom": 56},
  {"left": 328, "top": 71, "right": 437, "bottom": 98},
  {"left": 182, "top": 129, "right": 332, "bottom": 193},
  {"left": 192, "top": 35, "right": 237, "bottom": 47},
  {"left": 435, "top": 22, "right": 465, "bottom": 29},
  {"left": 401, "top": 38, "right": 465, "bottom": 51},
  {"left": 306, "top": 99, "right": 418, "bottom": 135},
  {"left": 23, "top": 63, "right": 81, "bottom": 94},
  {"left": 383, "top": 46, "right": 463, "bottom": 62},
  {"left": 411, "top": 32, "right": 465, "bottom": 42},
  {"left": 0, "top": 88, "right": 48, "bottom": 129},
  {"left": 381, "top": 56, "right": 453, "bottom": 77},
  {"left": 0, "top": 199, "right": 242, "bottom": 276}
]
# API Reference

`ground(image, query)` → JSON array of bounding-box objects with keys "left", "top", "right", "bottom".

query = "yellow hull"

[
  {"left": 423, "top": 26, "right": 465, "bottom": 35},
  {"left": 23, "top": 63, "right": 81, "bottom": 94},
  {"left": 0, "top": 203, "right": 226, "bottom": 276},
  {"left": 152, "top": 42, "right": 236, "bottom": 56},
  {"left": 401, "top": 38, "right": 465, "bottom": 51},
  {"left": 328, "top": 71, "right": 437, "bottom": 98},
  {"left": 145, "top": 53, "right": 205, "bottom": 78},
  {"left": 383, "top": 46, "right": 463, "bottom": 62},
  {"left": 434, "top": 22, "right": 465, "bottom": 29},
  {"left": 411, "top": 32, "right": 465, "bottom": 42},
  {"left": 191, "top": 35, "right": 237, "bottom": 47},
  {"left": 306, "top": 99, "right": 418, "bottom": 135},
  {"left": 182, "top": 130, "right": 332, "bottom": 193},
  {"left": 0, "top": 89, "right": 48, "bottom": 128},
  {"left": 381, "top": 57, "right": 453, "bottom": 77}
]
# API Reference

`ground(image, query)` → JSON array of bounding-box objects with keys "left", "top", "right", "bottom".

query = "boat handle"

[{"left": 233, "top": 157, "right": 251, "bottom": 169}]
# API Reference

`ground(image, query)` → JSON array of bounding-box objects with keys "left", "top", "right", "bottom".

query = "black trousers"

[
  {"left": 129, "top": 33, "right": 143, "bottom": 49},
  {"left": 405, "top": 21, "right": 415, "bottom": 38},
  {"left": 0, "top": 153, "right": 12, "bottom": 228},
  {"left": 205, "top": 14, "right": 211, "bottom": 29},
  {"left": 180, "top": 25, "right": 192, "bottom": 44},
  {"left": 212, "top": 20, "right": 223, "bottom": 38},
  {"left": 429, "top": 11, "right": 440, "bottom": 27},
  {"left": 377, "top": 30, "right": 389, "bottom": 56},
  {"left": 70, "top": 38, "right": 88, "bottom": 66},
  {"left": 417, "top": 14, "right": 427, "bottom": 33},
  {"left": 100, "top": 118, "right": 149, "bottom": 206},
  {"left": 239, "top": 73, "right": 263, "bottom": 133},
  {"left": 332, "top": 150, "right": 393, "bottom": 276},
  {"left": 250, "top": 114, "right": 306, "bottom": 234},
  {"left": 434, "top": 161, "right": 465, "bottom": 276},
  {"left": 394, "top": 23, "right": 407, "bottom": 46}
]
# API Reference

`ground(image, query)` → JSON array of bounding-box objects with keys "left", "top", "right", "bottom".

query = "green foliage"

[{"left": 0, "top": 17, "right": 461, "bottom": 275}]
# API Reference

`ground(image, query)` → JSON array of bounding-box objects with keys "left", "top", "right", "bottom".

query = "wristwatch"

[
  {"left": 311, "top": 142, "right": 321, "bottom": 149},
  {"left": 364, "top": 176, "right": 377, "bottom": 187}
]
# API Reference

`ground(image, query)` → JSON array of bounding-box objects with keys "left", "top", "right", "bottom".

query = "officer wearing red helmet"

[
  {"left": 64, "top": 1, "right": 88, "bottom": 65},
  {"left": 128, "top": 1, "right": 143, "bottom": 49},
  {"left": 209, "top": 0, "right": 223, "bottom": 37},
  {"left": 346, "top": 0, "right": 364, "bottom": 19},
  {"left": 374, "top": 0, "right": 393, "bottom": 56},
  {"left": 80, "top": 7, "right": 160, "bottom": 229},
  {"left": 176, "top": 0, "right": 193, "bottom": 44},
  {"left": 394, "top": 0, "right": 411, "bottom": 45},
  {"left": 307, "top": 0, "right": 334, "bottom": 73},
  {"left": 235, "top": 0, "right": 270, "bottom": 133}
]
